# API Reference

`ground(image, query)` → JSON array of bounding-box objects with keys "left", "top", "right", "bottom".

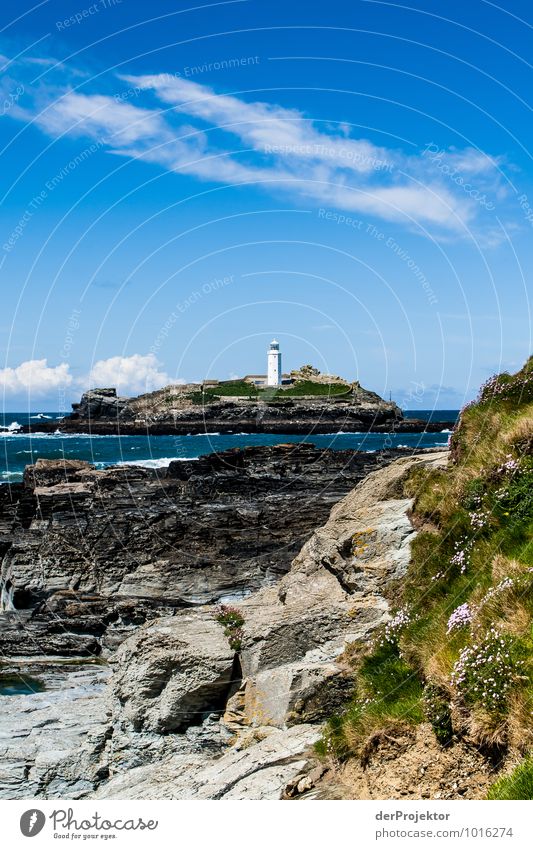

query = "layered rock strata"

[
  {"left": 20, "top": 388, "right": 454, "bottom": 436},
  {"left": 1, "top": 449, "right": 456, "bottom": 800},
  {"left": 0, "top": 445, "right": 410, "bottom": 657},
  {"left": 92, "top": 451, "right": 448, "bottom": 799}
]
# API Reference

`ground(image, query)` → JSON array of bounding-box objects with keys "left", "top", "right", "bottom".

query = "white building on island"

[
  {"left": 243, "top": 339, "right": 291, "bottom": 388},
  {"left": 267, "top": 338, "right": 281, "bottom": 386}
]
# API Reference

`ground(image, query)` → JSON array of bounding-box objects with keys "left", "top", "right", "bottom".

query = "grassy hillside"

[{"left": 318, "top": 358, "right": 533, "bottom": 799}]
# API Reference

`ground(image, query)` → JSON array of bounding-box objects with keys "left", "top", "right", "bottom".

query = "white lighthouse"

[{"left": 267, "top": 339, "right": 282, "bottom": 386}]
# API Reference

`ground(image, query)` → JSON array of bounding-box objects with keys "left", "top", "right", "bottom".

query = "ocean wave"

[
  {"left": 440, "top": 429, "right": 453, "bottom": 433},
  {"left": 334, "top": 431, "right": 365, "bottom": 435},
  {"left": 0, "top": 431, "right": 136, "bottom": 440},
  {"left": 0, "top": 421, "right": 22, "bottom": 433},
  {"left": 115, "top": 456, "right": 200, "bottom": 469},
  {"left": 31, "top": 414, "right": 52, "bottom": 420}
]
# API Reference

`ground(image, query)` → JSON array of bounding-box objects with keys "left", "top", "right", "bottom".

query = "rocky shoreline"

[
  {"left": 0, "top": 445, "right": 420, "bottom": 659},
  {"left": 2, "top": 445, "right": 477, "bottom": 801}
]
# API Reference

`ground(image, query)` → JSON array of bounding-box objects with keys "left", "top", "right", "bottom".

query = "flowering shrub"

[
  {"left": 446, "top": 602, "right": 473, "bottom": 634},
  {"left": 497, "top": 454, "right": 520, "bottom": 476},
  {"left": 461, "top": 477, "right": 485, "bottom": 511},
  {"left": 478, "top": 576, "right": 515, "bottom": 608},
  {"left": 451, "top": 628, "right": 525, "bottom": 714},
  {"left": 469, "top": 508, "right": 491, "bottom": 531},
  {"left": 495, "top": 461, "right": 533, "bottom": 523},
  {"left": 422, "top": 682, "right": 453, "bottom": 743},
  {"left": 215, "top": 605, "right": 245, "bottom": 652},
  {"left": 477, "top": 371, "right": 533, "bottom": 405},
  {"left": 379, "top": 607, "right": 414, "bottom": 649},
  {"left": 449, "top": 537, "right": 473, "bottom": 575}
]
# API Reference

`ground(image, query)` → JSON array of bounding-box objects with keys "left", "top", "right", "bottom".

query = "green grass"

[
  {"left": 279, "top": 381, "right": 351, "bottom": 398},
  {"left": 487, "top": 757, "right": 533, "bottom": 799},
  {"left": 205, "top": 380, "right": 259, "bottom": 397},
  {"left": 187, "top": 379, "right": 352, "bottom": 402},
  {"left": 317, "top": 356, "right": 533, "bottom": 770},
  {"left": 317, "top": 641, "right": 424, "bottom": 759}
]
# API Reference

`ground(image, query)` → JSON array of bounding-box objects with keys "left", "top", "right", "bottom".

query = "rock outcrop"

[
  {"left": 88, "top": 450, "right": 448, "bottom": 799},
  {"left": 0, "top": 445, "right": 416, "bottom": 658},
  {"left": 0, "top": 662, "right": 110, "bottom": 800},
  {"left": 2, "top": 448, "right": 459, "bottom": 801},
  {"left": 71, "top": 388, "right": 133, "bottom": 420},
  {"left": 112, "top": 614, "right": 237, "bottom": 733}
]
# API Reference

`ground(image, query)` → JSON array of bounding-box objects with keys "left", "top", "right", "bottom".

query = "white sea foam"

[
  {"left": 334, "top": 431, "right": 366, "bottom": 436},
  {"left": 0, "top": 430, "right": 132, "bottom": 440},
  {"left": 116, "top": 456, "right": 200, "bottom": 469},
  {"left": 0, "top": 421, "right": 22, "bottom": 434}
]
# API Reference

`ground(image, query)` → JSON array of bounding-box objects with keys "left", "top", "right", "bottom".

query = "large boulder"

[
  {"left": 23, "top": 459, "right": 95, "bottom": 490},
  {"left": 111, "top": 612, "right": 236, "bottom": 733},
  {"left": 72, "top": 389, "right": 133, "bottom": 420},
  {"left": 107, "top": 452, "right": 448, "bottom": 740}
]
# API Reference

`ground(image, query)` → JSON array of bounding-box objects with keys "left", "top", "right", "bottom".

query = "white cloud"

[
  {"left": 85, "top": 354, "right": 173, "bottom": 395},
  {"left": 3, "top": 53, "right": 511, "bottom": 239},
  {"left": 0, "top": 359, "right": 72, "bottom": 396},
  {"left": 34, "top": 91, "right": 170, "bottom": 147},
  {"left": 0, "top": 354, "right": 180, "bottom": 400},
  {"left": 121, "top": 73, "right": 394, "bottom": 174}
]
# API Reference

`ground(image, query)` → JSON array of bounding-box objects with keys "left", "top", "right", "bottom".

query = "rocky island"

[{"left": 21, "top": 371, "right": 455, "bottom": 437}]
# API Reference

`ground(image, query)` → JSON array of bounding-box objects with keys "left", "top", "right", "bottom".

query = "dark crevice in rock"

[{"left": 319, "top": 556, "right": 357, "bottom": 595}]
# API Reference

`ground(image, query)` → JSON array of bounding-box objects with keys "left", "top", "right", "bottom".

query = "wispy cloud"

[{"left": 1, "top": 51, "right": 512, "bottom": 240}]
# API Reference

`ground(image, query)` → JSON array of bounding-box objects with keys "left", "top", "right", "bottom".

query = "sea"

[{"left": 0, "top": 410, "right": 458, "bottom": 484}]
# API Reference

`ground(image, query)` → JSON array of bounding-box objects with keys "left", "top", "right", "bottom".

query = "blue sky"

[{"left": 0, "top": 0, "right": 532, "bottom": 410}]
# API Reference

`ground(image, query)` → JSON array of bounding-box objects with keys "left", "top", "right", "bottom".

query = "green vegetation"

[
  {"left": 318, "top": 358, "right": 533, "bottom": 798},
  {"left": 186, "top": 378, "right": 352, "bottom": 403},
  {"left": 487, "top": 757, "right": 533, "bottom": 800},
  {"left": 280, "top": 381, "right": 350, "bottom": 398},
  {"left": 215, "top": 604, "right": 245, "bottom": 652},
  {"left": 204, "top": 380, "right": 259, "bottom": 397}
]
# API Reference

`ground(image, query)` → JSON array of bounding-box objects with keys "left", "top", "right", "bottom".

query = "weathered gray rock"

[
  {"left": 0, "top": 447, "right": 414, "bottom": 656},
  {"left": 1, "top": 449, "right": 449, "bottom": 801},
  {"left": 0, "top": 663, "right": 109, "bottom": 800},
  {"left": 93, "top": 724, "right": 320, "bottom": 800},
  {"left": 111, "top": 613, "right": 236, "bottom": 733},
  {"left": 72, "top": 388, "right": 133, "bottom": 420},
  {"left": 229, "top": 451, "right": 448, "bottom": 732},
  {"left": 88, "top": 451, "right": 447, "bottom": 799}
]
